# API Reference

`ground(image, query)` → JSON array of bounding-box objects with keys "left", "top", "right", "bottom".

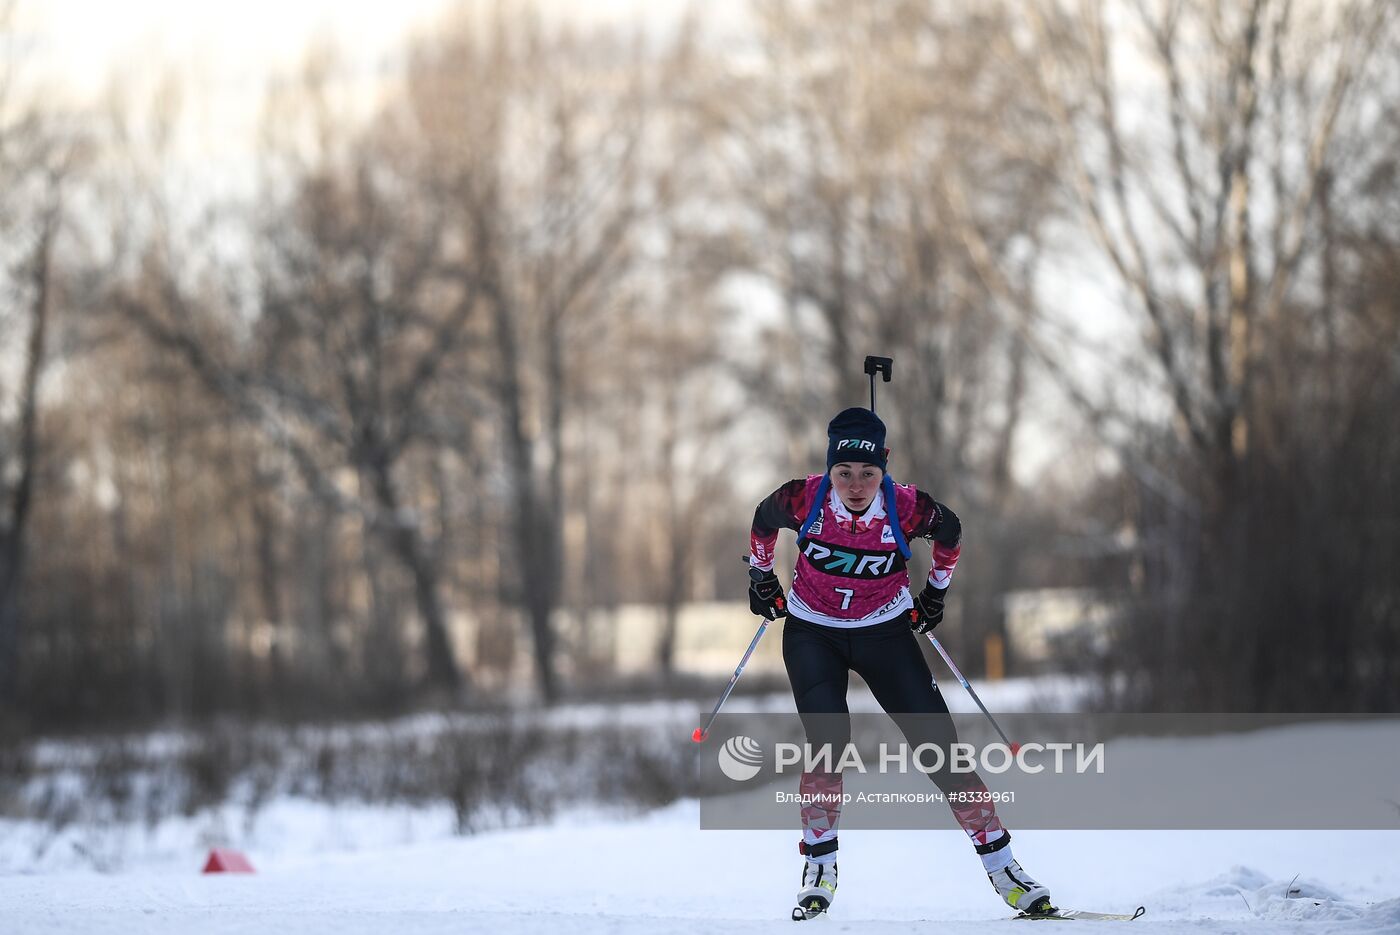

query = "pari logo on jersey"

[
  {"left": 801, "top": 541, "right": 899, "bottom": 578},
  {"left": 717, "top": 735, "right": 765, "bottom": 782}
]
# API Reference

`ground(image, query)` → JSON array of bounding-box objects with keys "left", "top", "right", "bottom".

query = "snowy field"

[
  {"left": 4, "top": 682, "right": 1398, "bottom": 933},
  {"left": 2, "top": 797, "right": 1399, "bottom": 934}
]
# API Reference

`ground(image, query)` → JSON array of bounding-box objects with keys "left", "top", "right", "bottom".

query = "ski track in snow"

[{"left": 3, "top": 798, "right": 1399, "bottom": 934}]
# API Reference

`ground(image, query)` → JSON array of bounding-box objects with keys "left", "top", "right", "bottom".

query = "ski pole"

[
  {"left": 924, "top": 634, "right": 1021, "bottom": 754},
  {"left": 691, "top": 616, "right": 772, "bottom": 743}
]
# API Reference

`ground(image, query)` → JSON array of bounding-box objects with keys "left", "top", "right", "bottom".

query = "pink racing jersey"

[{"left": 750, "top": 474, "right": 961, "bottom": 628}]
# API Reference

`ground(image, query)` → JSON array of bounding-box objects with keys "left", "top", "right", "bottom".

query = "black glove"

[
  {"left": 910, "top": 582, "right": 946, "bottom": 633},
  {"left": 748, "top": 566, "right": 788, "bottom": 620}
]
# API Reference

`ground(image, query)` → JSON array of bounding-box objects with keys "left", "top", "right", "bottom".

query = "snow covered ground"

[
  {"left": 4, "top": 796, "right": 1399, "bottom": 933},
  {"left": 5, "top": 684, "right": 1398, "bottom": 933}
]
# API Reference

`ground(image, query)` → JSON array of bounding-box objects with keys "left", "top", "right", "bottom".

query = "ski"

[{"left": 1015, "top": 906, "right": 1147, "bottom": 921}]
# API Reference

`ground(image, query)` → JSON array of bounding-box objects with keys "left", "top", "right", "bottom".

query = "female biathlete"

[{"left": 747, "top": 406, "right": 1053, "bottom": 921}]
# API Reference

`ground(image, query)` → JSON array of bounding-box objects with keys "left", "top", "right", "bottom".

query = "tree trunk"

[
  {"left": 0, "top": 215, "right": 56, "bottom": 704},
  {"left": 251, "top": 484, "right": 285, "bottom": 705},
  {"left": 365, "top": 459, "right": 463, "bottom": 694},
  {"left": 486, "top": 269, "right": 561, "bottom": 703}
]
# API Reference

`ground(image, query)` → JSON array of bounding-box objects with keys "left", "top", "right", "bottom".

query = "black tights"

[
  {"left": 783, "top": 612, "right": 972, "bottom": 795},
  {"left": 783, "top": 612, "right": 1010, "bottom": 852}
]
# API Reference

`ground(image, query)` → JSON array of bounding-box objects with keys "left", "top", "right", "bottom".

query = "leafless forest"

[{"left": 2, "top": 0, "right": 1398, "bottom": 738}]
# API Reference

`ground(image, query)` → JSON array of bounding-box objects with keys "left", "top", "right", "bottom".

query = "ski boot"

[
  {"left": 792, "top": 838, "right": 838, "bottom": 921},
  {"left": 987, "top": 856, "right": 1053, "bottom": 915}
]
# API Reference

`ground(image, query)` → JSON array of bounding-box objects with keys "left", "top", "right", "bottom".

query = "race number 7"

[{"left": 834, "top": 587, "right": 854, "bottom": 610}]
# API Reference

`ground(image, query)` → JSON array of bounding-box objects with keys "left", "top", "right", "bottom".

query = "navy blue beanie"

[{"left": 826, "top": 407, "right": 887, "bottom": 470}]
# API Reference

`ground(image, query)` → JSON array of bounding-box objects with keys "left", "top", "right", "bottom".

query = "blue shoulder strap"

[
  {"left": 799, "top": 474, "right": 912, "bottom": 560},
  {"left": 882, "top": 474, "right": 913, "bottom": 560},
  {"left": 798, "top": 475, "right": 830, "bottom": 539}
]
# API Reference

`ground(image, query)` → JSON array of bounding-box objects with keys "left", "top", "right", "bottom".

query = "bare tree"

[
  {"left": 0, "top": 2, "right": 81, "bottom": 706},
  {"left": 1016, "top": 0, "right": 1400, "bottom": 707},
  {"left": 403, "top": 8, "right": 654, "bottom": 702},
  {"left": 108, "top": 53, "right": 477, "bottom": 696},
  {"left": 1022, "top": 0, "right": 1394, "bottom": 477},
  {"left": 0, "top": 187, "right": 59, "bottom": 705}
]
